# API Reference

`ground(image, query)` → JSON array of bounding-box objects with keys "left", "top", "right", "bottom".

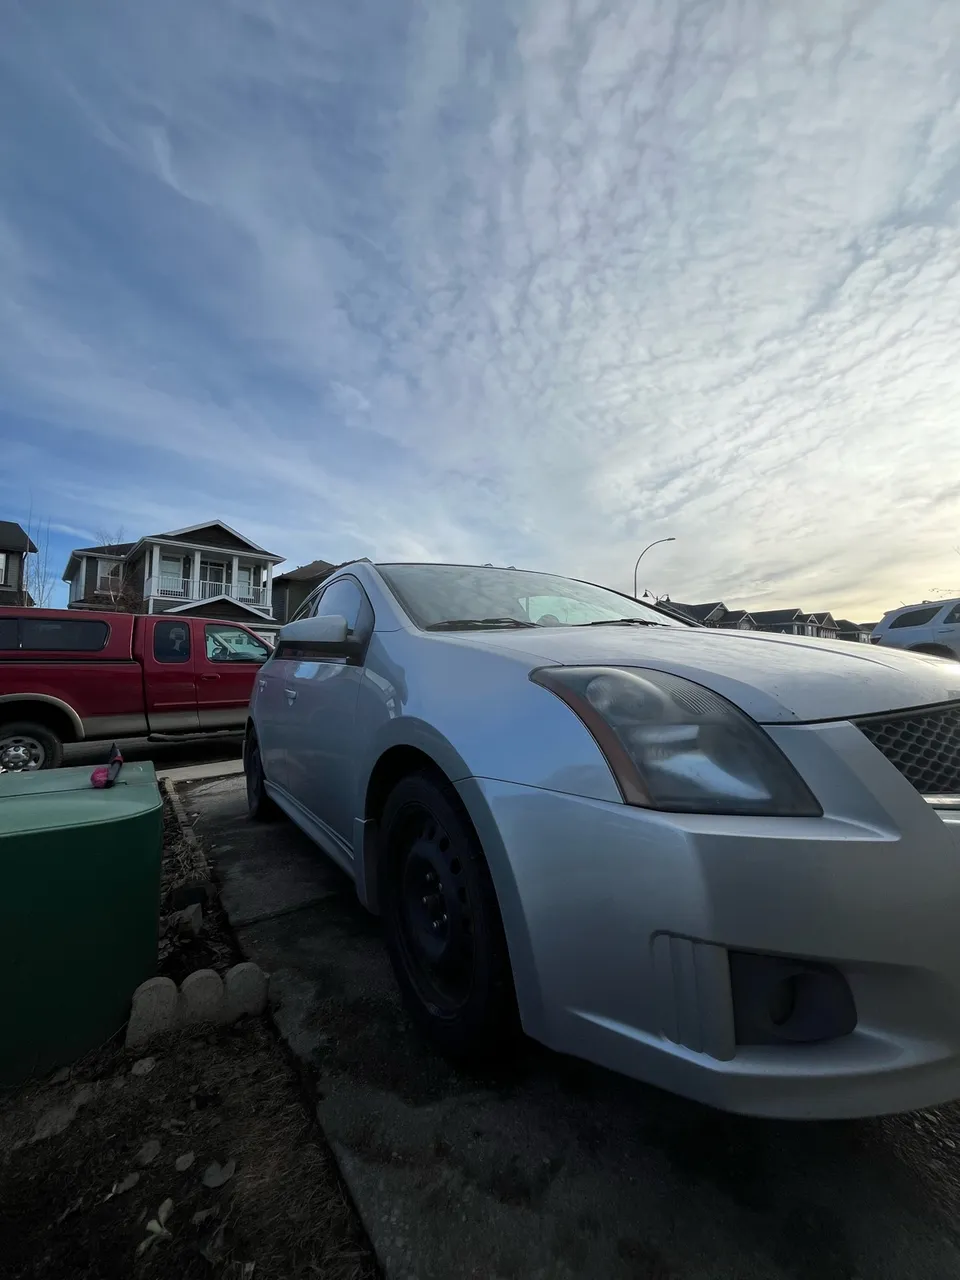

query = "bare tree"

[
  {"left": 93, "top": 527, "right": 142, "bottom": 612},
  {"left": 21, "top": 509, "right": 55, "bottom": 607}
]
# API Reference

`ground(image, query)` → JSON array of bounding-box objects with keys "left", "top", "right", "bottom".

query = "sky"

[{"left": 3, "top": 0, "right": 960, "bottom": 619}]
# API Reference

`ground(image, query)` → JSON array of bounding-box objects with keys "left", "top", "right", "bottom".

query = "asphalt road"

[
  {"left": 63, "top": 732, "right": 243, "bottom": 772},
  {"left": 183, "top": 775, "right": 960, "bottom": 1280}
]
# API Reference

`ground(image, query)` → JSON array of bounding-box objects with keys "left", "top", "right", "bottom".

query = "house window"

[
  {"left": 0, "top": 552, "right": 6, "bottom": 586},
  {"left": 97, "top": 559, "right": 123, "bottom": 593}
]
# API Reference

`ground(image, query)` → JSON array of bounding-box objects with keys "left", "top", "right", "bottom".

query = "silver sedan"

[{"left": 245, "top": 560, "right": 960, "bottom": 1119}]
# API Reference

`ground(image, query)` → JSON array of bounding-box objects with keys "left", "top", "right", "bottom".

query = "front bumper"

[{"left": 458, "top": 720, "right": 960, "bottom": 1119}]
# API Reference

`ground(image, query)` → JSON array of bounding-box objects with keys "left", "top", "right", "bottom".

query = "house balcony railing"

[{"left": 144, "top": 576, "right": 270, "bottom": 608}]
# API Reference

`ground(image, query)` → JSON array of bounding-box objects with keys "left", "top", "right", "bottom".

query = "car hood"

[{"left": 459, "top": 625, "right": 960, "bottom": 724}]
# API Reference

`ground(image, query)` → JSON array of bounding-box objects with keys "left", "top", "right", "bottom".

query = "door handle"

[
  {"left": 284, "top": 688, "right": 298, "bottom": 704},
  {"left": 200, "top": 674, "right": 220, "bottom": 681}
]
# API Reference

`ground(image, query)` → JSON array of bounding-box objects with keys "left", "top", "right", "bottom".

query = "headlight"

[{"left": 530, "top": 666, "right": 821, "bottom": 816}]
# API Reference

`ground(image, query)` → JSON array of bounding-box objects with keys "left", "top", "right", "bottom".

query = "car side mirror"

[{"left": 278, "top": 614, "right": 349, "bottom": 649}]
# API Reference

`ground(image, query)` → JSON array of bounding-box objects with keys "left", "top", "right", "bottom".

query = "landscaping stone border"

[{"left": 126, "top": 963, "right": 269, "bottom": 1050}]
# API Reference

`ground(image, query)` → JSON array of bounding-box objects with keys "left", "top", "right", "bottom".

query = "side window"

[
  {"left": 21, "top": 618, "right": 109, "bottom": 651},
  {"left": 0, "top": 618, "right": 19, "bottom": 650},
  {"left": 153, "top": 621, "right": 192, "bottom": 664},
  {"left": 290, "top": 584, "right": 325, "bottom": 624},
  {"left": 204, "top": 624, "right": 270, "bottom": 663},
  {"left": 942, "top": 603, "right": 960, "bottom": 626},
  {"left": 314, "top": 578, "right": 373, "bottom": 639},
  {"left": 889, "top": 605, "right": 943, "bottom": 629}
]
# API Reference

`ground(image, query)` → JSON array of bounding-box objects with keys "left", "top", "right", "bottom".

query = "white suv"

[{"left": 872, "top": 598, "right": 960, "bottom": 660}]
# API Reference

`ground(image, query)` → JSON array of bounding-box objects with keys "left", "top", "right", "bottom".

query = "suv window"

[
  {"left": 0, "top": 618, "right": 18, "bottom": 650},
  {"left": 942, "top": 603, "right": 960, "bottom": 626},
  {"left": 888, "top": 605, "right": 943, "bottom": 629},
  {"left": 205, "top": 624, "right": 270, "bottom": 663},
  {"left": 153, "top": 620, "right": 191, "bottom": 664},
  {"left": 21, "top": 618, "right": 109, "bottom": 651},
  {"left": 314, "top": 577, "right": 373, "bottom": 638}
]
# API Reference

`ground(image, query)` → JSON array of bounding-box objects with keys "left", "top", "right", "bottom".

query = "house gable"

[
  {"left": 154, "top": 520, "right": 273, "bottom": 555},
  {"left": 162, "top": 595, "right": 276, "bottom": 623}
]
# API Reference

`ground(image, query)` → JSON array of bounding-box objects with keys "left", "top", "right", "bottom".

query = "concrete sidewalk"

[{"left": 178, "top": 775, "right": 960, "bottom": 1280}]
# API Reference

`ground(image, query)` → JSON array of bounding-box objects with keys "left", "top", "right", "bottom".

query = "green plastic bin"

[{"left": 0, "top": 762, "right": 163, "bottom": 1086}]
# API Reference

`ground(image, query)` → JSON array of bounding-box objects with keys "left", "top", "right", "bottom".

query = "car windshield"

[{"left": 376, "top": 563, "right": 685, "bottom": 630}]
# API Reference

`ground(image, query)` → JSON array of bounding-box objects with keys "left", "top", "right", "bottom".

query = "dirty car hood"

[{"left": 463, "top": 625, "right": 960, "bottom": 724}]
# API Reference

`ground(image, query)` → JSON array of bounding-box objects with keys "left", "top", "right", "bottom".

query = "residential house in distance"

[
  {"left": 835, "top": 619, "right": 875, "bottom": 642},
  {"left": 0, "top": 520, "right": 37, "bottom": 607},
  {"left": 670, "top": 602, "right": 756, "bottom": 629},
  {"left": 271, "top": 558, "right": 336, "bottom": 624},
  {"left": 62, "top": 520, "right": 285, "bottom": 640},
  {"left": 674, "top": 602, "right": 868, "bottom": 642}
]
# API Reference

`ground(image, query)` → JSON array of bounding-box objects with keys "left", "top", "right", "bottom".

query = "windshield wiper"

[
  {"left": 425, "top": 617, "right": 539, "bottom": 631},
  {"left": 578, "top": 618, "right": 664, "bottom": 627}
]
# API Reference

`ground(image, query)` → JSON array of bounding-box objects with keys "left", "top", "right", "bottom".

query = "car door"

[
  {"left": 935, "top": 602, "right": 960, "bottom": 657},
  {"left": 141, "top": 618, "right": 201, "bottom": 733},
  {"left": 195, "top": 623, "right": 271, "bottom": 730},
  {"left": 284, "top": 575, "right": 374, "bottom": 850}
]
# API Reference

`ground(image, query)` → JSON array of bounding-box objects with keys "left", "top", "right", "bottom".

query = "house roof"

[
  {"left": 719, "top": 609, "right": 754, "bottom": 624},
  {"left": 61, "top": 543, "right": 135, "bottom": 580},
  {"left": 148, "top": 519, "right": 279, "bottom": 556},
  {"left": 750, "top": 608, "right": 803, "bottom": 624},
  {"left": 670, "top": 601, "right": 724, "bottom": 622},
  {"left": 273, "top": 558, "right": 337, "bottom": 585},
  {"left": 0, "top": 521, "right": 38, "bottom": 553}
]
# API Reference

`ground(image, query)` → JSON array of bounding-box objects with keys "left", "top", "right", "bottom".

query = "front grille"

[{"left": 854, "top": 702, "right": 960, "bottom": 795}]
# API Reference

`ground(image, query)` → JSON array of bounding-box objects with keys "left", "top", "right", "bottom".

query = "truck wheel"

[
  {"left": 0, "top": 722, "right": 63, "bottom": 772},
  {"left": 244, "top": 730, "right": 278, "bottom": 821},
  {"left": 380, "top": 772, "right": 518, "bottom": 1062}
]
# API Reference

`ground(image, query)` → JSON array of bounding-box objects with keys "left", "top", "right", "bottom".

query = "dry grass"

[{"left": 0, "top": 794, "right": 378, "bottom": 1280}]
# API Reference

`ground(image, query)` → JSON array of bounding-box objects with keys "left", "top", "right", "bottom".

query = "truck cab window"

[
  {"left": 154, "top": 621, "right": 191, "bottom": 664},
  {"left": 205, "top": 624, "right": 270, "bottom": 663}
]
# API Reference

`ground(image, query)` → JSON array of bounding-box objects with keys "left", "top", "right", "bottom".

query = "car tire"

[
  {"left": 244, "top": 730, "right": 278, "bottom": 821},
  {"left": 381, "top": 771, "right": 518, "bottom": 1061},
  {"left": 0, "top": 722, "right": 63, "bottom": 772}
]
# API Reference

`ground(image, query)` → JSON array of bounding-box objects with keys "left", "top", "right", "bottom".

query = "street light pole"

[{"left": 634, "top": 537, "right": 676, "bottom": 599}]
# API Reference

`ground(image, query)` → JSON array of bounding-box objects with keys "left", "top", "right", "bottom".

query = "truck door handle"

[
  {"left": 200, "top": 674, "right": 220, "bottom": 681},
  {"left": 284, "top": 688, "right": 298, "bottom": 705}
]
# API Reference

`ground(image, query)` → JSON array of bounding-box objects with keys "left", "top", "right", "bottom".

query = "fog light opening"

[
  {"left": 730, "top": 952, "right": 857, "bottom": 1046},
  {"left": 768, "top": 975, "right": 799, "bottom": 1027}
]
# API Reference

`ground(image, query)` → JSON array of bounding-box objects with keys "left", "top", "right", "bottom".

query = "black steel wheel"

[
  {"left": 244, "top": 729, "right": 278, "bottom": 821},
  {"left": 381, "top": 772, "right": 517, "bottom": 1059}
]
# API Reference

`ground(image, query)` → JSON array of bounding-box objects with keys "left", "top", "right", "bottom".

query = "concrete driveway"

[{"left": 183, "top": 775, "right": 960, "bottom": 1280}]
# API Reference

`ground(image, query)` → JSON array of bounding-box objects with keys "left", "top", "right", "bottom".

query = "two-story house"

[
  {"left": 0, "top": 521, "right": 37, "bottom": 607},
  {"left": 62, "top": 520, "right": 284, "bottom": 638}
]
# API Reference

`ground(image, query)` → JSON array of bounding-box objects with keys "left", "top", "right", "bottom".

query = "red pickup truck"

[{"left": 0, "top": 609, "right": 271, "bottom": 770}]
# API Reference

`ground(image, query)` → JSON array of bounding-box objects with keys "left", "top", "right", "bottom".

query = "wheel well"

[
  {"left": 364, "top": 745, "right": 450, "bottom": 824},
  {"left": 909, "top": 644, "right": 957, "bottom": 660},
  {"left": 362, "top": 746, "right": 473, "bottom": 914},
  {"left": 0, "top": 700, "right": 78, "bottom": 743}
]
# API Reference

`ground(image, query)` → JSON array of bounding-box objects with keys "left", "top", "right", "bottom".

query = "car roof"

[{"left": 881, "top": 598, "right": 957, "bottom": 618}]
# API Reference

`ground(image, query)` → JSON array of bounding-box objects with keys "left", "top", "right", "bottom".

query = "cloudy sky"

[{"left": 3, "top": 0, "right": 960, "bottom": 617}]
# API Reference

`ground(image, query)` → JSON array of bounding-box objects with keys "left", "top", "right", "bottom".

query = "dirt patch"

[{"left": 0, "top": 796, "right": 378, "bottom": 1280}]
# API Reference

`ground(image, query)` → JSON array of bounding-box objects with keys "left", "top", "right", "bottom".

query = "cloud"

[{"left": 1, "top": 0, "right": 960, "bottom": 617}]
